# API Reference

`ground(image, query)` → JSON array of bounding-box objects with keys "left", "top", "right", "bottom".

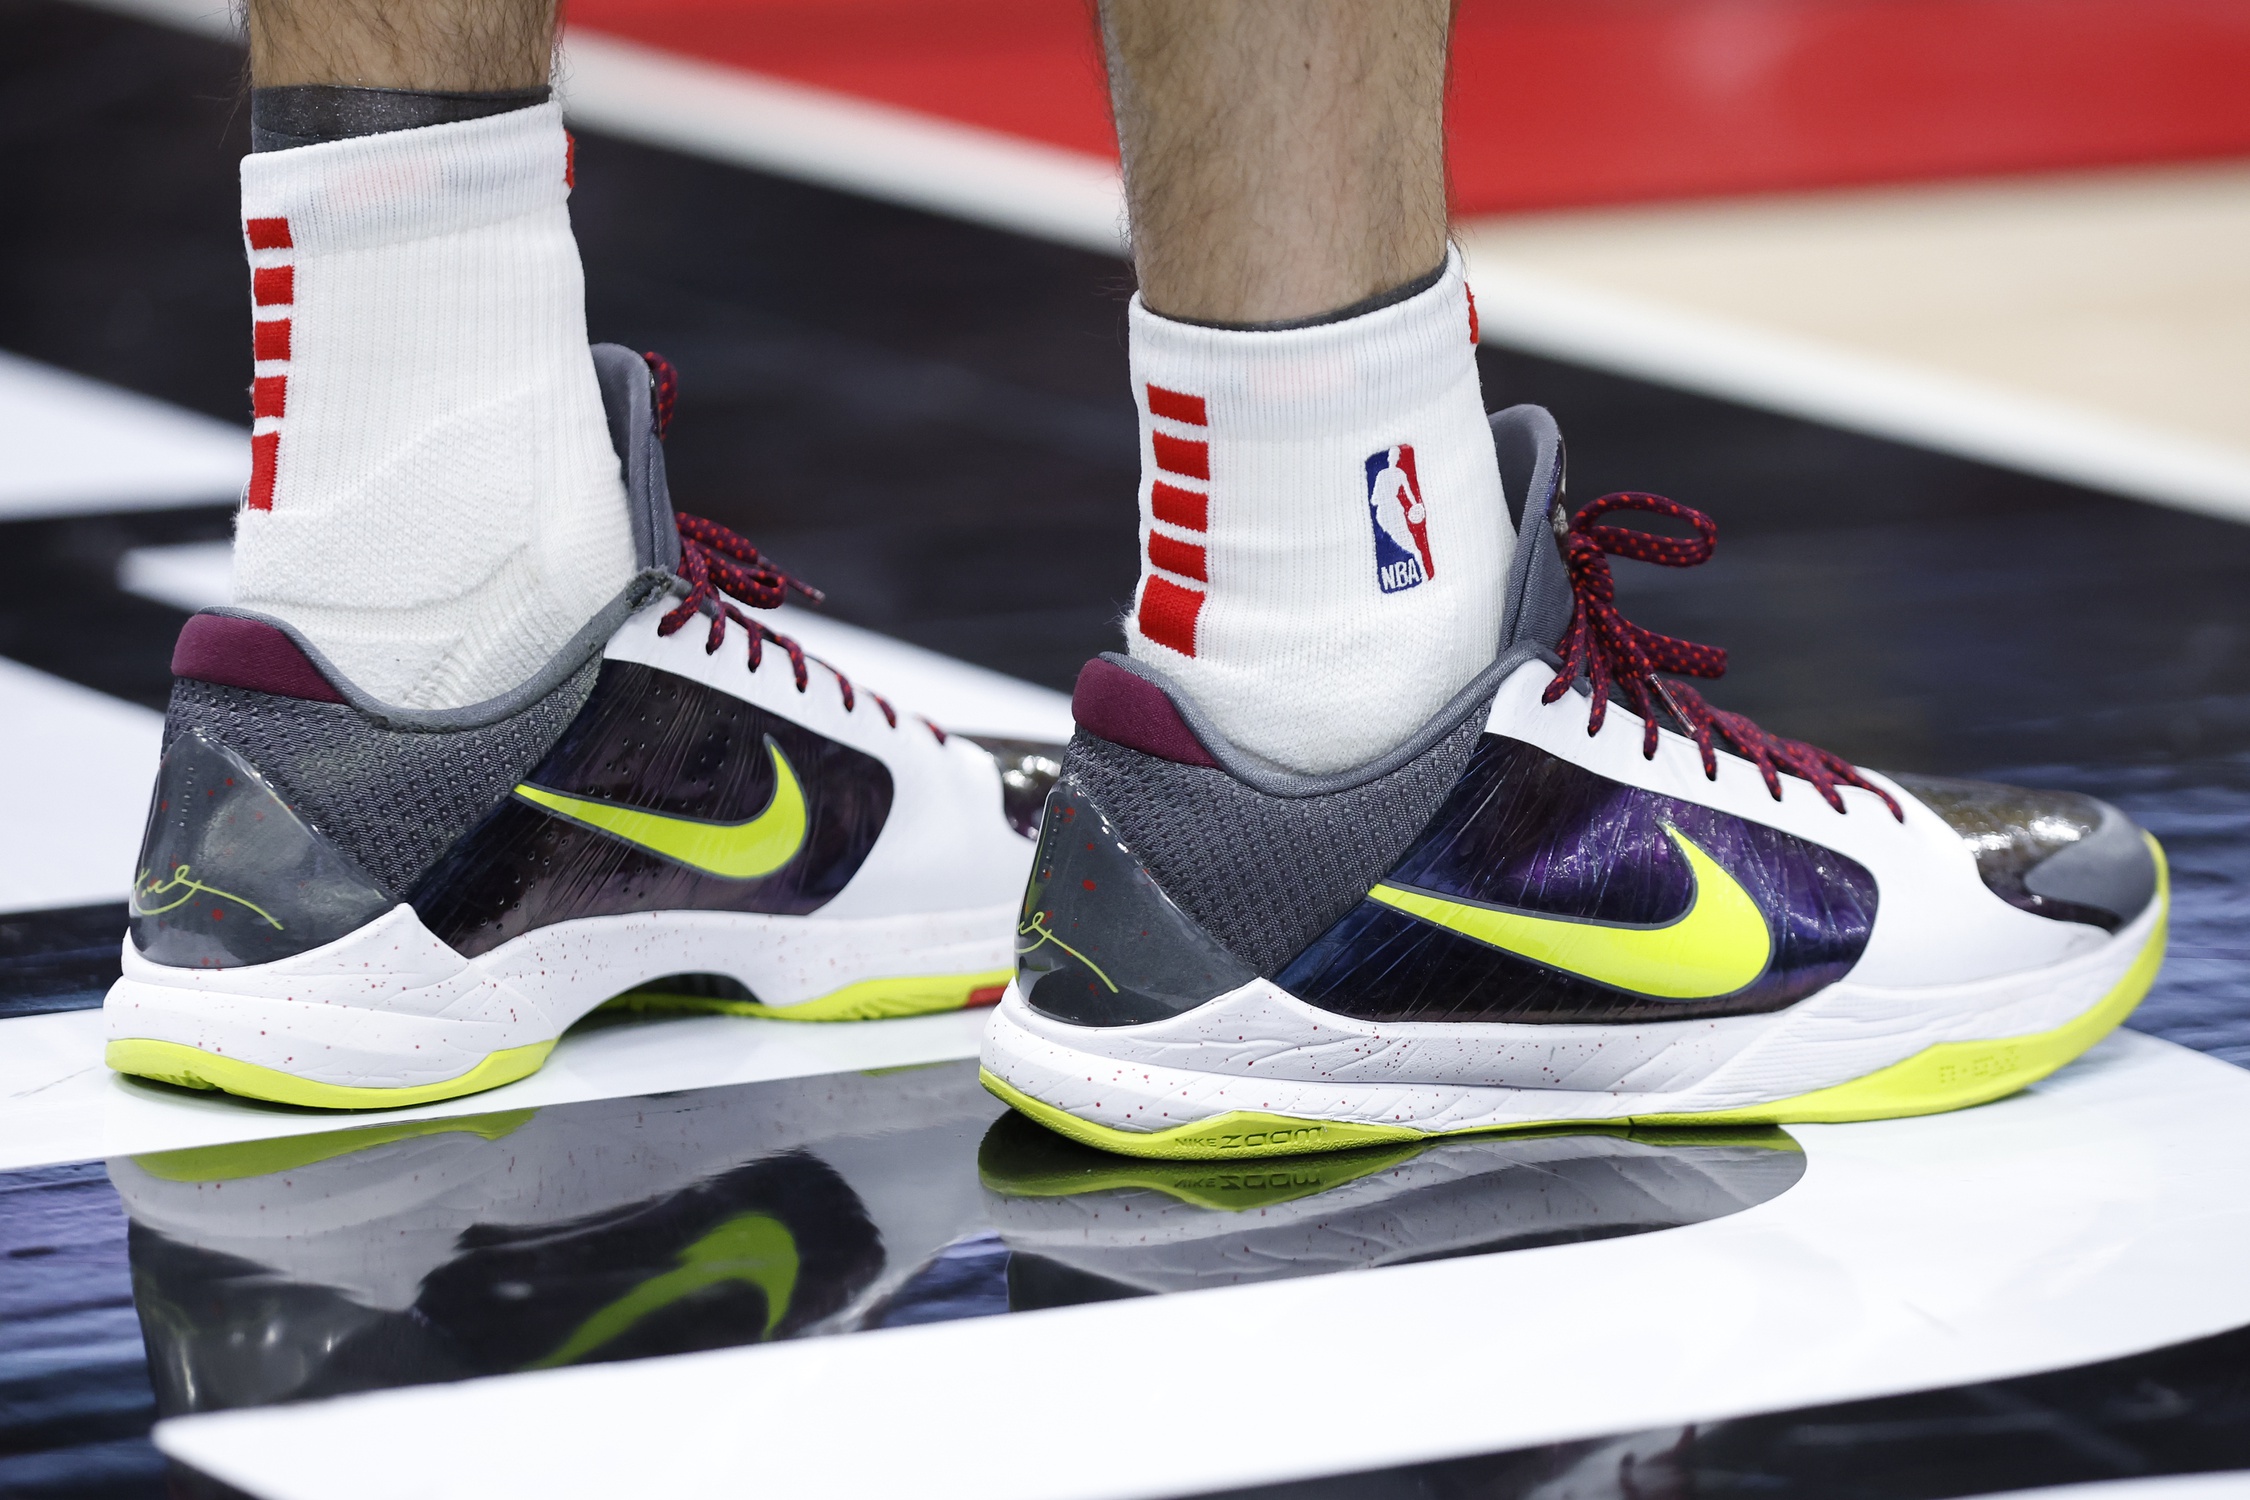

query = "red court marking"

[
  {"left": 1150, "top": 480, "right": 1208, "bottom": 533},
  {"left": 252, "top": 318, "right": 291, "bottom": 363},
  {"left": 1136, "top": 575, "right": 1203, "bottom": 658},
  {"left": 568, "top": 0, "right": 2250, "bottom": 212},
  {"left": 244, "top": 217, "right": 292, "bottom": 250},
  {"left": 1447, "top": 0, "right": 2250, "bottom": 211},
  {"left": 252, "top": 266, "right": 294, "bottom": 307},
  {"left": 1146, "top": 532, "right": 1208, "bottom": 583},
  {"left": 1146, "top": 384, "right": 1207, "bottom": 426},
  {"left": 1150, "top": 433, "right": 1208, "bottom": 482},
  {"left": 247, "top": 431, "right": 279, "bottom": 511}
]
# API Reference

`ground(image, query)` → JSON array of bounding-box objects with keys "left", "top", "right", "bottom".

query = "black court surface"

[{"left": 4, "top": 4, "right": 2250, "bottom": 1497}]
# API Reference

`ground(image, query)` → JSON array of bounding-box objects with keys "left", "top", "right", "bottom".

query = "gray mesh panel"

[
  {"left": 1064, "top": 711, "right": 1485, "bottom": 977},
  {"left": 163, "top": 659, "right": 600, "bottom": 897}
]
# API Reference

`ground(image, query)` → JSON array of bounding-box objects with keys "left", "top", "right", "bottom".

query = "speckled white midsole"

[
  {"left": 108, "top": 900, "right": 1013, "bottom": 1091},
  {"left": 981, "top": 884, "right": 2162, "bottom": 1139}
]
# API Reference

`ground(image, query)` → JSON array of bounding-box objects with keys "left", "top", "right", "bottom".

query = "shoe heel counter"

[
  {"left": 131, "top": 724, "right": 392, "bottom": 969},
  {"left": 161, "top": 607, "right": 603, "bottom": 916},
  {"left": 1016, "top": 776, "right": 1255, "bottom": 1027}
]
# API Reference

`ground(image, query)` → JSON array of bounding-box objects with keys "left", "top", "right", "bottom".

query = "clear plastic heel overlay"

[{"left": 130, "top": 729, "right": 392, "bottom": 968}]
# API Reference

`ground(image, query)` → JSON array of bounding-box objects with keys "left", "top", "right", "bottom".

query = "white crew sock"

[
  {"left": 231, "top": 102, "right": 636, "bottom": 710},
  {"left": 1123, "top": 249, "right": 1512, "bottom": 775}
]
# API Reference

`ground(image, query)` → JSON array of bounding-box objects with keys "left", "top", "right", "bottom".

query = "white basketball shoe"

[
  {"left": 981, "top": 406, "right": 2167, "bottom": 1158},
  {"left": 106, "top": 347, "right": 1052, "bottom": 1109}
]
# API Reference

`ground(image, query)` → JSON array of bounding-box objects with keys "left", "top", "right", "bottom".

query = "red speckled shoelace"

[
  {"left": 643, "top": 353, "right": 942, "bottom": 742},
  {"left": 1542, "top": 492, "right": 1899, "bottom": 819}
]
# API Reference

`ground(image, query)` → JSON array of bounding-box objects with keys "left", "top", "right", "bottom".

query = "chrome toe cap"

[{"left": 1888, "top": 772, "right": 2157, "bottom": 932}]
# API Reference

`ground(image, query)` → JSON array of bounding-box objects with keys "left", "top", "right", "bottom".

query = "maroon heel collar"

[
  {"left": 172, "top": 615, "right": 346, "bottom": 703},
  {"left": 1071, "top": 658, "right": 1216, "bottom": 768}
]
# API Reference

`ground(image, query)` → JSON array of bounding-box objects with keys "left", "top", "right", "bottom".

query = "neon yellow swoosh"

[
  {"left": 528, "top": 1212, "right": 798, "bottom": 1369},
  {"left": 513, "top": 736, "right": 807, "bottom": 880},
  {"left": 1368, "top": 824, "right": 1771, "bottom": 1000}
]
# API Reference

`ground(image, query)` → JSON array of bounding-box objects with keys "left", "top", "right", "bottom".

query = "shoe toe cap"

[{"left": 1888, "top": 772, "right": 2157, "bottom": 931}]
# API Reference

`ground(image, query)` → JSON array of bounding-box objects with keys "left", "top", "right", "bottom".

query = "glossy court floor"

[{"left": 6, "top": 3, "right": 2250, "bottom": 1497}]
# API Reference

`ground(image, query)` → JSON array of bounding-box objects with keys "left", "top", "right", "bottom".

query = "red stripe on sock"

[
  {"left": 1136, "top": 576, "right": 1204, "bottom": 658},
  {"left": 1151, "top": 432, "right": 1209, "bottom": 481},
  {"left": 252, "top": 376, "right": 287, "bottom": 420},
  {"left": 245, "top": 217, "right": 292, "bottom": 250},
  {"left": 1147, "top": 532, "right": 1207, "bottom": 582},
  {"left": 1466, "top": 284, "right": 1480, "bottom": 344},
  {"left": 253, "top": 266, "right": 294, "bottom": 306},
  {"left": 1150, "top": 480, "right": 1207, "bottom": 532},
  {"left": 565, "top": 132, "right": 577, "bottom": 189},
  {"left": 247, "top": 431, "right": 279, "bottom": 511},
  {"left": 253, "top": 318, "right": 291, "bottom": 362},
  {"left": 1146, "top": 384, "right": 1207, "bottom": 426}
]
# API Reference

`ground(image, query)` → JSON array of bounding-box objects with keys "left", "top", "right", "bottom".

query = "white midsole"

[
  {"left": 106, "top": 902, "right": 1015, "bottom": 1089},
  {"left": 980, "top": 890, "right": 2163, "bottom": 1136}
]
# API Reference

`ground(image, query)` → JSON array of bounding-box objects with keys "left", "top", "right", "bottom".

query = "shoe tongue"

[
  {"left": 1491, "top": 405, "right": 1573, "bottom": 651},
  {"left": 590, "top": 343, "right": 682, "bottom": 574}
]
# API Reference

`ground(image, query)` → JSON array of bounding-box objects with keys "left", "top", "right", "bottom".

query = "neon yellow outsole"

[
  {"left": 982, "top": 1135, "right": 1433, "bottom": 1209},
  {"left": 606, "top": 969, "right": 1013, "bottom": 1023},
  {"left": 104, "top": 1038, "right": 557, "bottom": 1112},
  {"left": 985, "top": 844, "right": 2168, "bottom": 1161},
  {"left": 979, "top": 1124, "right": 1799, "bottom": 1210},
  {"left": 130, "top": 1109, "right": 537, "bottom": 1182},
  {"left": 106, "top": 968, "right": 1008, "bottom": 1112}
]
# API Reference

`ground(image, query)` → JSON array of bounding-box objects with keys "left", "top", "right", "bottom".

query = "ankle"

[
  {"left": 228, "top": 104, "right": 636, "bottom": 711},
  {"left": 1122, "top": 248, "right": 1511, "bottom": 776}
]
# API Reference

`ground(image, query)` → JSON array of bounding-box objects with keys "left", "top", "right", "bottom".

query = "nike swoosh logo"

[
  {"left": 513, "top": 735, "right": 808, "bottom": 880},
  {"left": 530, "top": 1211, "right": 797, "bottom": 1369},
  {"left": 1367, "top": 824, "right": 1772, "bottom": 1000}
]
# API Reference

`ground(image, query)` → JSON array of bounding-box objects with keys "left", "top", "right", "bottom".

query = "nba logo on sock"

[{"left": 1365, "top": 445, "right": 1434, "bottom": 593}]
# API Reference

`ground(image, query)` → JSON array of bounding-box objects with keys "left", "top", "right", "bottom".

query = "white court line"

[
  {"left": 0, "top": 1004, "right": 986, "bottom": 1174},
  {"left": 155, "top": 1032, "right": 2250, "bottom": 1500},
  {"left": 0, "top": 657, "right": 162, "bottom": 914},
  {"left": 58, "top": 0, "right": 235, "bottom": 38},
  {"left": 56, "top": 0, "right": 2250, "bottom": 524},
  {"left": 0, "top": 350, "right": 244, "bottom": 519},
  {"left": 114, "top": 539, "right": 1073, "bottom": 742},
  {"left": 113, "top": 538, "right": 231, "bottom": 613}
]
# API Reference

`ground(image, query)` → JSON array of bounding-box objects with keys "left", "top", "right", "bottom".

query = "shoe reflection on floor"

[
  {"left": 109, "top": 1061, "right": 1801, "bottom": 1418},
  {"left": 974, "top": 1114, "right": 1805, "bottom": 1302},
  {"left": 113, "top": 1063, "right": 998, "bottom": 1414}
]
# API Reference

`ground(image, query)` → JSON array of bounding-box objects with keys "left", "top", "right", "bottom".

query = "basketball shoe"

[
  {"left": 107, "top": 347, "right": 1051, "bottom": 1109},
  {"left": 982, "top": 406, "right": 2168, "bottom": 1158}
]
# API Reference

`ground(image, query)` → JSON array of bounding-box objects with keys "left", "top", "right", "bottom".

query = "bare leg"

[
  {"left": 1100, "top": 0, "right": 1452, "bottom": 325},
  {"left": 1100, "top": 0, "right": 1500, "bottom": 775},
  {"left": 248, "top": 0, "right": 554, "bottom": 90}
]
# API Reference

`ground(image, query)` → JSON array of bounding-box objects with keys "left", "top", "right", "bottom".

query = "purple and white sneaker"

[
  {"left": 981, "top": 407, "right": 2167, "bottom": 1159},
  {"left": 106, "top": 347, "right": 1055, "bottom": 1110}
]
